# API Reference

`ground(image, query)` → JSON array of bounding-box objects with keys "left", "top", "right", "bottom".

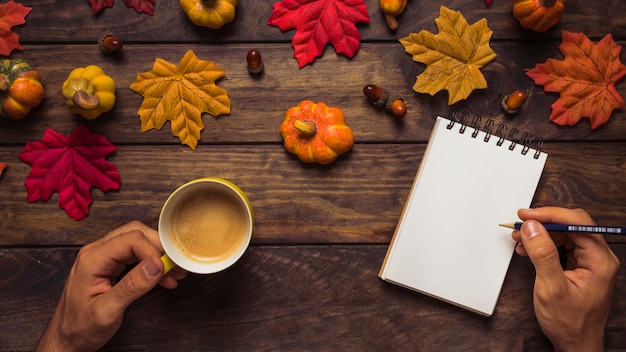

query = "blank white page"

[{"left": 379, "top": 115, "right": 547, "bottom": 316}]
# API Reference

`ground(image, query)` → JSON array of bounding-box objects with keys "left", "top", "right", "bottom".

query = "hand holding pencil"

[{"left": 509, "top": 207, "right": 620, "bottom": 352}]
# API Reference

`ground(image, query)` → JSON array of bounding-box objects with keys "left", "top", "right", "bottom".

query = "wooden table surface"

[{"left": 1, "top": 1, "right": 625, "bottom": 350}]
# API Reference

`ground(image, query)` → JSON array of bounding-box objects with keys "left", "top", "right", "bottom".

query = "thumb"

[
  {"left": 520, "top": 220, "right": 567, "bottom": 290},
  {"left": 106, "top": 256, "right": 163, "bottom": 311}
]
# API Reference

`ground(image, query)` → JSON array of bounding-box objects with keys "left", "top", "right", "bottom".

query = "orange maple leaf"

[
  {"left": 0, "top": 161, "right": 7, "bottom": 176},
  {"left": 399, "top": 6, "right": 496, "bottom": 105},
  {"left": 129, "top": 50, "right": 231, "bottom": 149},
  {"left": 527, "top": 31, "right": 626, "bottom": 129},
  {"left": 0, "top": 1, "right": 31, "bottom": 56}
]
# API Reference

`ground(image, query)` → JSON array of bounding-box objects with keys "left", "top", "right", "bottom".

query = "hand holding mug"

[{"left": 36, "top": 222, "right": 186, "bottom": 352}]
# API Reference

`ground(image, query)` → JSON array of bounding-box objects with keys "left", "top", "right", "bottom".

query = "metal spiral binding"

[
  {"left": 470, "top": 114, "right": 482, "bottom": 138},
  {"left": 445, "top": 110, "right": 544, "bottom": 159},
  {"left": 520, "top": 132, "right": 533, "bottom": 155},
  {"left": 495, "top": 124, "right": 507, "bottom": 147},
  {"left": 483, "top": 119, "right": 494, "bottom": 142},
  {"left": 507, "top": 128, "right": 519, "bottom": 150}
]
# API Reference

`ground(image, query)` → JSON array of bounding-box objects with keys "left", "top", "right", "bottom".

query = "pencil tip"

[{"left": 499, "top": 223, "right": 514, "bottom": 229}]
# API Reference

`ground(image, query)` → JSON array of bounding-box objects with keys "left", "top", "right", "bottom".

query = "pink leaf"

[{"left": 18, "top": 125, "right": 121, "bottom": 221}]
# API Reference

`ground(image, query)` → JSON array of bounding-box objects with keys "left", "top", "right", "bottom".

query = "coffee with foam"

[
  {"left": 159, "top": 178, "right": 253, "bottom": 274},
  {"left": 171, "top": 189, "right": 249, "bottom": 264}
]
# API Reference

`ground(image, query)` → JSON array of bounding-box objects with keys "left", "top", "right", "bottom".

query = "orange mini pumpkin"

[
  {"left": 0, "top": 59, "right": 44, "bottom": 120},
  {"left": 512, "top": 0, "right": 566, "bottom": 32},
  {"left": 280, "top": 100, "right": 355, "bottom": 165}
]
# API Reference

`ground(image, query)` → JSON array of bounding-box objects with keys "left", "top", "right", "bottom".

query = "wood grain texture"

[
  {"left": 1, "top": 41, "right": 626, "bottom": 144},
  {"left": 1, "top": 142, "right": 625, "bottom": 246},
  {"left": 1, "top": 0, "right": 625, "bottom": 350},
  {"left": 16, "top": 1, "right": 626, "bottom": 43},
  {"left": 1, "top": 245, "right": 625, "bottom": 351}
]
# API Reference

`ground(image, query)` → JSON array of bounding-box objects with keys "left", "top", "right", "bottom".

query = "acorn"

[
  {"left": 363, "top": 83, "right": 383, "bottom": 101},
  {"left": 501, "top": 90, "right": 527, "bottom": 114},
  {"left": 364, "top": 83, "right": 406, "bottom": 116},
  {"left": 386, "top": 98, "right": 407, "bottom": 118},
  {"left": 247, "top": 49, "right": 264, "bottom": 74},
  {"left": 98, "top": 32, "right": 123, "bottom": 54},
  {"left": 363, "top": 83, "right": 389, "bottom": 108}
]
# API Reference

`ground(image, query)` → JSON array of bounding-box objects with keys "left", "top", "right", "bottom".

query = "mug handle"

[{"left": 160, "top": 254, "right": 177, "bottom": 275}]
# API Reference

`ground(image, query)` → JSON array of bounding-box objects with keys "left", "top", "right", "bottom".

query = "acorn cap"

[
  {"left": 98, "top": 31, "right": 123, "bottom": 54},
  {"left": 247, "top": 61, "right": 265, "bottom": 74},
  {"left": 371, "top": 88, "right": 390, "bottom": 108}
]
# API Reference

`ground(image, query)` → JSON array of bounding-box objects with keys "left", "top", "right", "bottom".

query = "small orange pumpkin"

[
  {"left": 0, "top": 59, "right": 44, "bottom": 120},
  {"left": 280, "top": 100, "right": 355, "bottom": 165},
  {"left": 512, "top": 0, "right": 566, "bottom": 32}
]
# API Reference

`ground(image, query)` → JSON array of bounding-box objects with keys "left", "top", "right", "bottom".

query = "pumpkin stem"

[
  {"left": 72, "top": 90, "right": 100, "bottom": 110},
  {"left": 384, "top": 14, "right": 399, "bottom": 31},
  {"left": 294, "top": 119, "right": 317, "bottom": 137},
  {"left": 0, "top": 74, "right": 9, "bottom": 91},
  {"left": 540, "top": 0, "right": 557, "bottom": 7}
]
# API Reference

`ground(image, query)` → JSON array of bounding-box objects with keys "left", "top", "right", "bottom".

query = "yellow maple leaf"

[
  {"left": 400, "top": 6, "right": 496, "bottom": 105},
  {"left": 129, "top": 50, "right": 231, "bottom": 149}
]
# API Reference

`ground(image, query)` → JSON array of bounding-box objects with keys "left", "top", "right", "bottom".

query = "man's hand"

[
  {"left": 36, "top": 221, "right": 186, "bottom": 352},
  {"left": 513, "top": 207, "right": 619, "bottom": 352}
]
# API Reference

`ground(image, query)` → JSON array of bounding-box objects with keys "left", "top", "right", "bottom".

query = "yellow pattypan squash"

[
  {"left": 62, "top": 65, "right": 116, "bottom": 119},
  {"left": 180, "top": 0, "right": 239, "bottom": 29},
  {"left": 0, "top": 59, "right": 44, "bottom": 120},
  {"left": 280, "top": 100, "right": 355, "bottom": 165}
]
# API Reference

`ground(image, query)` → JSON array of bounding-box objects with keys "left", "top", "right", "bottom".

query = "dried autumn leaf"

[
  {"left": 17, "top": 125, "right": 121, "bottom": 221},
  {"left": 0, "top": 162, "right": 7, "bottom": 177},
  {"left": 123, "top": 0, "right": 155, "bottom": 15},
  {"left": 130, "top": 50, "right": 231, "bottom": 150},
  {"left": 267, "top": 0, "right": 370, "bottom": 69},
  {"left": 90, "top": 0, "right": 154, "bottom": 15},
  {"left": 89, "top": 0, "right": 114, "bottom": 13},
  {"left": 527, "top": 31, "right": 626, "bottom": 129},
  {"left": 0, "top": 1, "right": 31, "bottom": 56},
  {"left": 400, "top": 6, "right": 496, "bottom": 105}
]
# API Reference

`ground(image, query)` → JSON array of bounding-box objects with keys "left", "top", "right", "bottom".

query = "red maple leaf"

[
  {"left": 123, "top": 0, "right": 154, "bottom": 15},
  {"left": 90, "top": 0, "right": 154, "bottom": 15},
  {"left": 0, "top": 162, "right": 7, "bottom": 177},
  {"left": 89, "top": 0, "right": 115, "bottom": 13},
  {"left": 18, "top": 125, "right": 121, "bottom": 221},
  {"left": 0, "top": 1, "right": 31, "bottom": 56},
  {"left": 527, "top": 31, "right": 626, "bottom": 129},
  {"left": 267, "top": 0, "right": 370, "bottom": 68}
]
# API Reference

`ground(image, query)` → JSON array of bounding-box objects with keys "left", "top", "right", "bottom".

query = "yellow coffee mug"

[{"left": 158, "top": 178, "right": 253, "bottom": 275}]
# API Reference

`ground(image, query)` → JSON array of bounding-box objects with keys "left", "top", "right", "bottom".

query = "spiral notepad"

[{"left": 379, "top": 112, "right": 548, "bottom": 316}]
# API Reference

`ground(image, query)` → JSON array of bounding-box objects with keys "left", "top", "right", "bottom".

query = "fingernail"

[
  {"left": 522, "top": 221, "right": 542, "bottom": 239},
  {"left": 143, "top": 258, "right": 161, "bottom": 278}
]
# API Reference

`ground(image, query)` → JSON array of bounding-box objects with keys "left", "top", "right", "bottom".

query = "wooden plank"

[
  {"left": 1, "top": 245, "right": 624, "bottom": 351},
  {"left": 1, "top": 41, "right": 626, "bottom": 144},
  {"left": 16, "top": 1, "right": 626, "bottom": 43},
  {"left": 0, "top": 1, "right": 622, "bottom": 351},
  {"left": 1, "top": 143, "right": 625, "bottom": 246}
]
